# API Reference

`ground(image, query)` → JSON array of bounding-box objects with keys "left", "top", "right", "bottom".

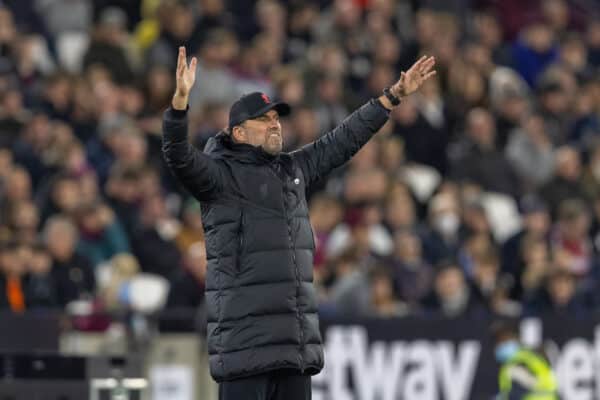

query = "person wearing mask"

[{"left": 492, "top": 321, "right": 558, "bottom": 400}]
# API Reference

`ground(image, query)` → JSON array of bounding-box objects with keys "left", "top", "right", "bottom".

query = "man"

[
  {"left": 162, "top": 46, "right": 435, "bottom": 400},
  {"left": 492, "top": 321, "right": 558, "bottom": 400}
]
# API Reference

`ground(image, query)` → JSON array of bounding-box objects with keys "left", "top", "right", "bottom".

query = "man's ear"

[{"left": 231, "top": 125, "right": 246, "bottom": 143}]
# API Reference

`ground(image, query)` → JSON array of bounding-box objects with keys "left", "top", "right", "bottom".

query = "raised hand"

[
  {"left": 172, "top": 46, "right": 197, "bottom": 110},
  {"left": 393, "top": 55, "right": 436, "bottom": 98}
]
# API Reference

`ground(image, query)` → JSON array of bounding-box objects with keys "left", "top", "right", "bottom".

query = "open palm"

[
  {"left": 175, "top": 46, "right": 197, "bottom": 97},
  {"left": 394, "top": 55, "right": 436, "bottom": 97}
]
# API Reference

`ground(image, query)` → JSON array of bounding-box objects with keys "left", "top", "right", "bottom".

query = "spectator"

[
  {"left": 0, "top": 241, "right": 28, "bottom": 312},
  {"left": 392, "top": 94, "right": 448, "bottom": 174},
  {"left": 551, "top": 199, "right": 592, "bottom": 278},
  {"left": 368, "top": 265, "right": 409, "bottom": 317},
  {"left": 43, "top": 215, "right": 95, "bottom": 306},
  {"left": 0, "top": 86, "right": 29, "bottom": 148},
  {"left": 308, "top": 194, "right": 344, "bottom": 271},
  {"left": 505, "top": 112, "right": 555, "bottom": 189},
  {"left": 130, "top": 194, "right": 181, "bottom": 277},
  {"left": 539, "top": 146, "right": 585, "bottom": 216},
  {"left": 525, "top": 269, "right": 589, "bottom": 318},
  {"left": 166, "top": 241, "right": 207, "bottom": 309},
  {"left": 536, "top": 78, "right": 573, "bottom": 145},
  {"left": 518, "top": 236, "right": 552, "bottom": 301},
  {"left": 0, "top": 166, "right": 32, "bottom": 222},
  {"left": 7, "top": 201, "right": 39, "bottom": 245},
  {"left": 511, "top": 21, "right": 558, "bottom": 87},
  {"left": 469, "top": 249, "right": 502, "bottom": 309},
  {"left": 423, "top": 261, "right": 485, "bottom": 318},
  {"left": 326, "top": 248, "right": 371, "bottom": 317},
  {"left": 451, "top": 108, "right": 521, "bottom": 196},
  {"left": 388, "top": 229, "right": 434, "bottom": 308},
  {"left": 501, "top": 195, "right": 551, "bottom": 292},
  {"left": 581, "top": 141, "right": 600, "bottom": 201},
  {"left": 174, "top": 198, "right": 205, "bottom": 253},
  {"left": 25, "top": 243, "right": 59, "bottom": 309},
  {"left": 422, "top": 191, "right": 462, "bottom": 264},
  {"left": 74, "top": 201, "right": 130, "bottom": 267},
  {"left": 83, "top": 7, "right": 134, "bottom": 85},
  {"left": 188, "top": 29, "right": 237, "bottom": 112}
]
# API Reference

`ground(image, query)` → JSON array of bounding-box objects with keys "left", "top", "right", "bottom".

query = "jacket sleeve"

[
  {"left": 291, "top": 99, "right": 390, "bottom": 187},
  {"left": 162, "top": 107, "right": 224, "bottom": 200}
]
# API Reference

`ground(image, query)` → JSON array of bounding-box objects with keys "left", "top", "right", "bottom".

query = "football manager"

[{"left": 163, "top": 46, "right": 436, "bottom": 400}]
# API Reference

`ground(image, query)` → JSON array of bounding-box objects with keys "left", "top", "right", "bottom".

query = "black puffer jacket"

[{"left": 162, "top": 99, "right": 389, "bottom": 382}]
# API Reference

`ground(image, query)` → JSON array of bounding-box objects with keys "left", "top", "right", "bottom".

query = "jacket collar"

[{"left": 204, "top": 131, "right": 283, "bottom": 165}]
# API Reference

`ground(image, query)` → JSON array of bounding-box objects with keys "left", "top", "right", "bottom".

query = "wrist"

[
  {"left": 383, "top": 86, "right": 401, "bottom": 106},
  {"left": 377, "top": 95, "right": 394, "bottom": 111},
  {"left": 172, "top": 92, "right": 189, "bottom": 110}
]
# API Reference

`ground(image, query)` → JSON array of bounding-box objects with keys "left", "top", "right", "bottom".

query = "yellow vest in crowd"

[{"left": 499, "top": 349, "right": 558, "bottom": 400}]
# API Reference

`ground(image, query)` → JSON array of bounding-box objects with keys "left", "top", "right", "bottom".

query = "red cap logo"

[{"left": 261, "top": 93, "right": 271, "bottom": 104}]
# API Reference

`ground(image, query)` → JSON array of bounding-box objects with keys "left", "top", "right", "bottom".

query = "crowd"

[{"left": 0, "top": 0, "right": 599, "bottom": 322}]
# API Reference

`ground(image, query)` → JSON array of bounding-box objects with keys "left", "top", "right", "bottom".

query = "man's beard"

[{"left": 263, "top": 132, "right": 283, "bottom": 155}]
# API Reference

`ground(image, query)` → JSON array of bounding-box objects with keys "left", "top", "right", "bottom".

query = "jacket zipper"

[{"left": 283, "top": 180, "right": 305, "bottom": 372}]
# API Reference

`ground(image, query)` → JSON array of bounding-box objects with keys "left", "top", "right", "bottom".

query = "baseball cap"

[{"left": 228, "top": 92, "right": 290, "bottom": 129}]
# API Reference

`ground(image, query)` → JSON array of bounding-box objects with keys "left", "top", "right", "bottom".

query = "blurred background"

[{"left": 0, "top": 0, "right": 599, "bottom": 399}]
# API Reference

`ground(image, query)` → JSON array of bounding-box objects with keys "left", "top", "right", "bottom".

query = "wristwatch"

[{"left": 383, "top": 86, "right": 401, "bottom": 106}]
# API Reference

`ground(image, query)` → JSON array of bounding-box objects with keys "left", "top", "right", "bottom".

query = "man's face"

[{"left": 239, "top": 110, "right": 282, "bottom": 155}]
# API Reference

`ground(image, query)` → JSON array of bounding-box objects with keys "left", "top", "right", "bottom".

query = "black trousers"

[{"left": 218, "top": 370, "right": 311, "bottom": 400}]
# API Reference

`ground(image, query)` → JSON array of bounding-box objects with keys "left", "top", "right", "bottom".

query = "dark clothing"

[
  {"left": 166, "top": 269, "right": 205, "bottom": 308},
  {"left": 421, "top": 229, "right": 461, "bottom": 265},
  {"left": 25, "top": 274, "right": 60, "bottom": 309},
  {"left": 218, "top": 370, "right": 311, "bottom": 400},
  {"left": 130, "top": 226, "right": 182, "bottom": 278},
  {"left": 389, "top": 260, "right": 434, "bottom": 306},
  {"left": 422, "top": 287, "right": 488, "bottom": 318},
  {"left": 539, "top": 177, "right": 585, "bottom": 218},
  {"left": 393, "top": 113, "right": 449, "bottom": 174},
  {"left": 162, "top": 99, "right": 389, "bottom": 382},
  {"left": 51, "top": 254, "right": 96, "bottom": 306},
  {"left": 524, "top": 289, "right": 591, "bottom": 319},
  {"left": 83, "top": 41, "right": 133, "bottom": 85},
  {"left": 451, "top": 142, "right": 521, "bottom": 197}
]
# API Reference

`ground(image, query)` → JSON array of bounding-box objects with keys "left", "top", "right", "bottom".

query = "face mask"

[
  {"left": 434, "top": 213, "right": 460, "bottom": 235},
  {"left": 495, "top": 340, "right": 519, "bottom": 363}
]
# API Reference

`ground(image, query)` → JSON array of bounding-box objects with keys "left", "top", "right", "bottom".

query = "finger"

[
  {"left": 406, "top": 55, "right": 427, "bottom": 75},
  {"left": 421, "top": 56, "right": 436, "bottom": 73},
  {"left": 189, "top": 57, "right": 197, "bottom": 79},
  {"left": 177, "top": 47, "right": 185, "bottom": 76},
  {"left": 422, "top": 70, "right": 437, "bottom": 81},
  {"left": 417, "top": 57, "right": 434, "bottom": 74},
  {"left": 413, "top": 55, "right": 428, "bottom": 70}
]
